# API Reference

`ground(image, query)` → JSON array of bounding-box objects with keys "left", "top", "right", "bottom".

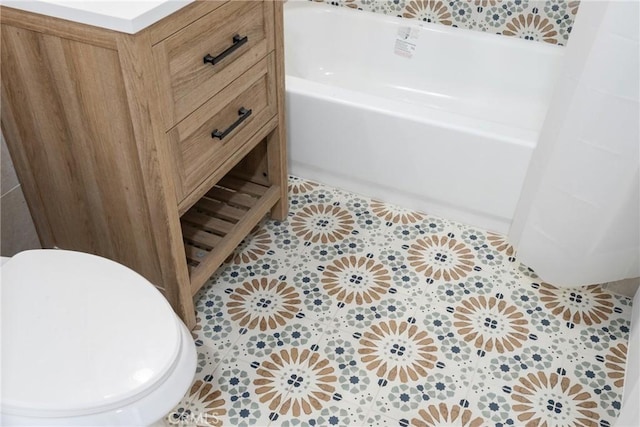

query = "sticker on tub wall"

[{"left": 394, "top": 26, "right": 419, "bottom": 58}]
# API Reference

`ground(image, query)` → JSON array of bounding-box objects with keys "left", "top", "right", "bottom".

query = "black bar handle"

[
  {"left": 203, "top": 34, "right": 248, "bottom": 66},
  {"left": 211, "top": 107, "right": 252, "bottom": 140}
]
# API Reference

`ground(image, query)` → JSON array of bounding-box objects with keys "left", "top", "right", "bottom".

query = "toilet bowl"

[{"left": 0, "top": 249, "right": 197, "bottom": 426}]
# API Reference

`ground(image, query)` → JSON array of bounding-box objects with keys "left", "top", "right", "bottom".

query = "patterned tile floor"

[{"left": 165, "top": 176, "right": 632, "bottom": 427}]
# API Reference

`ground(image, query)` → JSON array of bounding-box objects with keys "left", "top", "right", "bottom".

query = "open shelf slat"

[
  {"left": 182, "top": 224, "right": 223, "bottom": 248},
  {"left": 195, "top": 197, "right": 247, "bottom": 222},
  {"left": 219, "top": 175, "right": 268, "bottom": 197},
  {"left": 181, "top": 176, "right": 281, "bottom": 295},
  {"left": 184, "top": 242, "right": 209, "bottom": 264},
  {"left": 182, "top": 211, "right": 235, "bottom": 235},
  {"left": 206, "top": 186, "right": 258, "bottom": 210}
]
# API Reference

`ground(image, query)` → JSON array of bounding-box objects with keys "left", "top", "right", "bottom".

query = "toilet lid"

[{"left": 0, "top": 250, "right": 182, "bottom": 418}]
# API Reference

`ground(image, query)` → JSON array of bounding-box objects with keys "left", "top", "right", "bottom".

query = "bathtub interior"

[{"left": 284, "top": 1, "right": 565, "bottom": 132}]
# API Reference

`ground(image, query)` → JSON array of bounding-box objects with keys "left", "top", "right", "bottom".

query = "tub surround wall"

[{"left": 310, "top": 0, "right": 579, "bottom": 45}]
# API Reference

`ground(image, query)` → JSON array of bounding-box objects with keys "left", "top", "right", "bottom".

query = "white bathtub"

[{"left": 284, "top": 1, "right": 565, "bottom": 233}]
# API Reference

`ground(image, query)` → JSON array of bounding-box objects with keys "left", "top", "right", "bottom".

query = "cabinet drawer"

[
  {"left": 169, "top": 54, "right": 277, "bottom": 203},
  {"left": 153, "top": 0, "right": 275, "bottom": 128}
]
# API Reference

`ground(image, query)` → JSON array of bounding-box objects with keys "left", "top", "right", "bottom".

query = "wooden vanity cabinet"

[{"left": 0, "top": 1, "right": 288, "bottom": 329}]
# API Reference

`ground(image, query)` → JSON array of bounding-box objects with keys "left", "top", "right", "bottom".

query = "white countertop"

[{"left": 1, "top": 0, "right": 196, "bottom": 33}]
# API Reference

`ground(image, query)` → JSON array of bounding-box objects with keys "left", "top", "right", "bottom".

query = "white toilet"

[{"left": 0, "top": 249, "right": 196, "bottom": 426}]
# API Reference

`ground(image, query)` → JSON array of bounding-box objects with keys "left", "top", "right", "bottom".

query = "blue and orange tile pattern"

[{"left": 166, "top": 176, "right": 631, "bottom": 427}]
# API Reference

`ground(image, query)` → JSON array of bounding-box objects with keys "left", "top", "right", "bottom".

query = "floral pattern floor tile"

[{"left": 165, "top": 176, "right": 632, "bottom": 427}]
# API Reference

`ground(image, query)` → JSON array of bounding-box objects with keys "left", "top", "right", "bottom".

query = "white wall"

[{"left": 1, "top": 132, "right": 41, "bottom": 256}]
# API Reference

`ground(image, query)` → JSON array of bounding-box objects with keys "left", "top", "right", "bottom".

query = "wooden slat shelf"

[{"left": 181, "top": 176, "right": 281, "bottom": 294}]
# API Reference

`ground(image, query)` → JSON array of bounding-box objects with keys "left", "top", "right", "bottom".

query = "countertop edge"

[{"left": 0, "top": 1, "right": 195, "bottom": 34}]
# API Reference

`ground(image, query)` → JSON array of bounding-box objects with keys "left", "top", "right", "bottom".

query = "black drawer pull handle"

[
  {"left": 203, "top": 34, "right": 248, "bottom": 66},
  {"left": 212, "top": 107, "right": 252, "bottom": 140}
]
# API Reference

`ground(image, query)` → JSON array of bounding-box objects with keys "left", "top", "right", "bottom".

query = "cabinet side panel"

[
  {"left": 1, "top": 24, "right": 162, "bottom": 283},
  {"left": 115, "top": 31, "right": 195, "bottom": 327},
  {"left": 267, "top": 0, "right": 288, "bottom": 220}
]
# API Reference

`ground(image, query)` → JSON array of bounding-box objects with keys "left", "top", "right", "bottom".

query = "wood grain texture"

[
  {"left": 168, "top": 54, "right": 277, "bottom": 202},
  {"left": 0, "top": 0, "right": 288, "bottom": 329},
  {"left": 146, "top": 0, "right": 225, "bottom": 45},
  {"left": 267, "top": 1, "right": 289, "bottom": 220},
  {"left": 229, "top": 140, "right": 271, "bottom": 187},
  {"left": 177, "top": 116, "right": 278, "bottom": 216},
  {"left": 153, "top": 1, "right": 274, "bottom": 128},
  {"left": 115, "top": 31, "right": 196, "bottom": 328},
  {"left": 1, "top": 24, "right": 163, "bottom": 283},
  {"left": 187, "top": 183, "right": 281, "bottom": 291}
]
